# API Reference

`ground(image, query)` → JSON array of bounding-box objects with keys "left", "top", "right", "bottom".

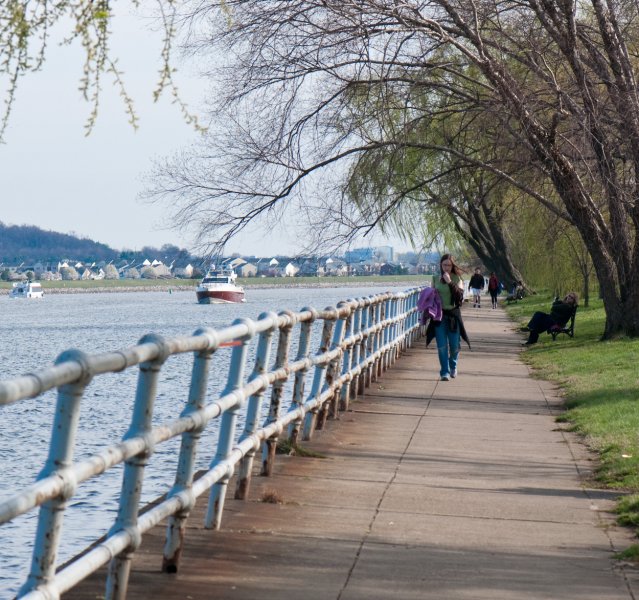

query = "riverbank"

[
  {"left": 506, "top": 292, "right": 639, "bottom": 558},
  {"left": 0, "top": 276, "right": 430, "bottom": 295}
]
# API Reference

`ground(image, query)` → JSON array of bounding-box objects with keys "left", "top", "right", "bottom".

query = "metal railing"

[{"left": 0, "top": 288, "right": 422, "bottom": 599}]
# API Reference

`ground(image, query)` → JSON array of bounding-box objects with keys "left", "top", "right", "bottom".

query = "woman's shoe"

[{"left": 441, "top": 374, "right": 450, "bottom": 381}]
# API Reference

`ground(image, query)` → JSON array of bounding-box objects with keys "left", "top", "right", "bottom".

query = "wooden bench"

[{"left": 547, "top": 305, "right": 577, "bottom": 341}]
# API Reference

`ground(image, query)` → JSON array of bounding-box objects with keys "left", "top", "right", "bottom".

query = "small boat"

[
  {"left": 196, "top": 266, "right": 246, "bottom": 304},
  {"left": 9, "top": 281, "right": 44, "bottom": 299}
]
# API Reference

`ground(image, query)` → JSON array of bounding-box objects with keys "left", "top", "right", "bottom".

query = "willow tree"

[
  {"left": 0, "top": 0, "right": 196, "bottom": 139},
  {"left": 145, "top": 0, "right": 639, "bottom": 338}
]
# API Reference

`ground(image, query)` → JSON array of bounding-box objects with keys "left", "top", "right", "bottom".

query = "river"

[{"left": 0, "top": 284, "right": 415, "bottom": 598}]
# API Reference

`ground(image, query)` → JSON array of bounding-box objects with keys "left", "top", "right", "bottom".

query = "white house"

[{"left": 284, "top": 262, "right": 300, "bottom": 277}]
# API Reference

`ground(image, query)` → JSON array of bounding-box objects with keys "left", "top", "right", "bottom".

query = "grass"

[{"left": 506, "top": 292, "right": 639, "bottom": 547}]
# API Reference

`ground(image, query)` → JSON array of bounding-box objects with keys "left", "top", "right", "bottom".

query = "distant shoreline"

[{"left": 0, "top": 278, "right": 428, "bottom": 296}]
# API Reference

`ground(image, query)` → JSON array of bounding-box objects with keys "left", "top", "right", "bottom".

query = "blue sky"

[{"left": 0, "top": 7, "right": 414, "bottom": 257}]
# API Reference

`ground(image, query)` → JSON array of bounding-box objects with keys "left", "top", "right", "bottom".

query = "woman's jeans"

[{"left": 434, "top": 317, "right": 460, "bottom": 377}]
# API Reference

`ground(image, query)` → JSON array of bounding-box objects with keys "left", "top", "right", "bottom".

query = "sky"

[{"left": 0, "top": 6, "right": 415, "bottom": 258}]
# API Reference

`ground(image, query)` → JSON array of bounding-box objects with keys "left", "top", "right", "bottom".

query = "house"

[
  {"left": 173, "top": 264, "right": 194, "bottom": 278},
  {"left": 284, "top": 262, "right": 300, "bottom": 277},
  {"left": 237, "top": 263, "right": 257, "bottom": 277},
  {"left": 225, "top": 257, "right": 247, "bottom": 271}
]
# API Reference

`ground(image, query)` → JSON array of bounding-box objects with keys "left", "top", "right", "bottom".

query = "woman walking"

[
  {"left": 487, "top": 272, "right": 500, "bottom": 309},
  {"left": 429, "top": 254, "right": 470, "bottom": 381}
]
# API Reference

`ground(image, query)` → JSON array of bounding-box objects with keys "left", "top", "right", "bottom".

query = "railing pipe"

[
  {"left": 262, "top": 310, "right": 298, "bottom": 475},
  {"left": 302, "top": 311, "right": 337, "bottom": 441},
  {"left": 318, "top": 300, "right": 350, "bottom": 428},
  {"left": 204, "top": 318, "right": 255, "bottom": 529},
  {"left": 235, "top": 311, "right": 278, "bottom": 498},
  {"left": 105, "top": 334, "right": 169, "bottom": 600},
  {"left": 162, "top": 327, "right": 217, "bottom": 573},
  {"left": 19, "top": 349, "right": 93, "bottom": 597},
  {"left": 339, "top": 301, "right": 358, "bottom": 411},
  {"left": 285, "top": 309, "right": 316, "bottom": 446}
]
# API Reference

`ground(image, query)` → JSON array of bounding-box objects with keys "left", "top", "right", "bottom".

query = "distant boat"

[
  {"left": 9, "top": 281, "right": 44, "bottom": 299},
  {"left": 196, "top": 266, "right": 246, "bottom": 304}
]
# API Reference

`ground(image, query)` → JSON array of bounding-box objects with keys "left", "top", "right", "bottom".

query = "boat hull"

[
  {"left": 9, "top": 284, "right": 44, "bottom": 299},
  {"left": 196, "top": 289, "right": 246, "bottom": 304}
]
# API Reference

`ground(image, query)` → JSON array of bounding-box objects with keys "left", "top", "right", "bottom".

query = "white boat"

[
  {"left": 195, "top": 266, "right": 246, "bottom": 304},
  {"left": 9, "top": 281, "right": 44, "bottom": 299}
]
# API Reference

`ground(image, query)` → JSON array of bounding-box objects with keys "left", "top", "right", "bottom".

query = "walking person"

[
  {"left": 427, "top": 254, "right": 471, "bottom": 381},
  {"left": 468, "top": 267, "right": 485, "bottom": 308},
  {"left": 487, "top": 272, "right": 500, "bottom": 309}
]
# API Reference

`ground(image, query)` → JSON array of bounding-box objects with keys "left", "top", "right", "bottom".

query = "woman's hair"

[
  {"left": 564, "top": 292, "right": 579, "bottom": 305},
  {"left": 440, "top": 253, "right": 463, "bottom": 276}
]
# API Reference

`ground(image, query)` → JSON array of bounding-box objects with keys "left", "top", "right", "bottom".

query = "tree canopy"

[{"left": 144, "top": 0, "right": 639, "bottom": 338}]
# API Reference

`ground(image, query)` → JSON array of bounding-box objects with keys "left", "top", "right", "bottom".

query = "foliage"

[
  {"left": 145, "top": 1, "right": 639, "bottom": 338},
  {"left": 141, "top": 266, "right": 157, "bottom": 279},
  {"left": 60, "top": 266, "right": 79, "bottom": 280},
  {"left": 0, "top": 221, "right": 118, "bottom": 263},
  {"left": 104, "top": 264, "right": 119, "bottom": 279},
  {"left": 0, "top": 0, "right": 204, "bottom": 140}
]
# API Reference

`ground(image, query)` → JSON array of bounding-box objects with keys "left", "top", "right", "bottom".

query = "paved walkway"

[{"left": 66, "top": 306, "right": 639, "bottom": 599}]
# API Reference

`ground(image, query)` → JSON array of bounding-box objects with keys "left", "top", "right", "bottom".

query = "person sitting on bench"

[{"left": 522, "top": 292, "right": 579, "bottom": 345}]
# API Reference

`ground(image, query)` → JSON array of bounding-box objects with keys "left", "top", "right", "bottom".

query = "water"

[{"left": 0, "top": 284, "right": 411, "bottom": 598}]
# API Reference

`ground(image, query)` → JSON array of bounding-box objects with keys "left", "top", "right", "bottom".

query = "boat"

[
  {"left": 9, "top": 281, "right": 44, "bottom": 299},
  {"left": 195, "top": 266, "right": 246, "bottom": 304}
]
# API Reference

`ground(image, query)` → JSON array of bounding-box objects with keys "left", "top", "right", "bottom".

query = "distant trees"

[
  {"left": 104, "top": 264, "right": 119, "bottom": 280},
  {"left": 60, "top": 267, "right": 79, "bottom": 281},
  {"left": 0, "top": 222, "right": 119, "bottom": 264}
]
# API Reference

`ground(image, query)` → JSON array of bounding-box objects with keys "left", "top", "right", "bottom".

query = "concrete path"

[{"left": 65, "top": 305, "right": 639, "bottom": 599}]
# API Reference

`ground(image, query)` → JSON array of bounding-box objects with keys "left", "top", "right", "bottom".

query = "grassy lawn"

[{"left": 506, "top": 292, "right": 639, "bottom": 545}]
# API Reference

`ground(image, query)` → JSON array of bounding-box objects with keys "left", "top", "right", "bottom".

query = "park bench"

[
  {"left": 506, "top": 287, "right": 525, "bottom": 304},
  {"left": 547, "top": 305, "right": 577, "bottom": 341}
]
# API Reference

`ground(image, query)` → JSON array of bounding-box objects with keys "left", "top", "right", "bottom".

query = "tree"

[
  {"left": 147, "top": 1, "right": 639, "bottom": 338},
  {"left": 104, "top": 264, "right": 119, "bottom": 279},
  {"left": 60, "top": 267, "right": 79, "bottom": 281},
  {"left": 0, "top": 0, "right": 200, "bottom": 141},
  {"left": 141, "top": 266, "right": 157, "bottom": 279}
]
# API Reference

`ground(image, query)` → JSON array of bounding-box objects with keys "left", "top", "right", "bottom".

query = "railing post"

[
  {"left": 283, "top": 309, "right": 315, "bottom": 448},
  {"left": 262, "top": 310, "right": 297, "bottom": 475},
  {"left": 319, "top": 301, "right": 350, "bottom": 427},
  {"left": 19, "top": 350, "right": 92, "bottom": 597},
  {"left": 205, "top": 318, "right": 255, "bottom": 530},
  {"left": 235, "top": 312, "right": 278, "bottom": 498},
  {"left": 302, "top": 311, "right": 337, "bottom": 440},
  {"left": 105, "top": 334, "right": 168, "bottom": 600},
  {"left": 372, "top": 299, "right": 382, "bottom": 382},
  {"left": 340, "top": 301, "right": 360, "bottom": 410},
  {"left": 358, "top": 300, "right": 371, "bottom": 395},
  {"left": 162, "top": 328, "right": 216, "bottom": 573}
]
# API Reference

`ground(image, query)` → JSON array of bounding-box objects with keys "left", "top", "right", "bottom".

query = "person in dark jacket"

[
  {"left": 468, "top": 268, "right": 485, "bottom": 308},
  {"left": 487, "top": 272, "right": 500, "bottom": 309},
  {"left": 522, "top": 292, "right": 579, "bottom": 345}
]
